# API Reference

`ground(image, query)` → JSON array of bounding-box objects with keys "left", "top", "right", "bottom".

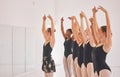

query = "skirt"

[{"left": 42, "top": 56, "right": 56, "bottom": 73}]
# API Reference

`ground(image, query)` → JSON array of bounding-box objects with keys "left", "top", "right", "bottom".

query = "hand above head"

[
  {"left": 98, "top": 6, "right": 107, "bottom": 13},
  {"left": 47, "top": 15, "right": 53, "bottom": 20},
  {"left": 61, "top": 17, "right": 64, "bottom": 22},
  {"left": 92, "top": 6, "right": 98, "bottom": 14},
  {"left": 80, "top": 11, "right": 86, "bottom": 18},
  {"left": 43, "top": 15, "right": 46, "bottom": 21},
  {"left": 68, "top": 16, "right": 75, "bottom": 20}
]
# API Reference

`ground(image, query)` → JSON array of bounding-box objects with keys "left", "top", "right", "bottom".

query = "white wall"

[
  {"left": 0, "top": 26, "right": 12, "bottom": 77},
  {"left": 0, "top": 0, "right": 55, "bottom": 77},
  {"left": 0, "top": 25, "right": 44, "bottom": 77},
  {"left": 0, "top": 0, "right": 120, "bottom": 77},
  {"left": 12, "top": 27, "right": 26, "bottom": 76}
]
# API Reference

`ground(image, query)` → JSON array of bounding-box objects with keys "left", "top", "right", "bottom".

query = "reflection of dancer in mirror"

[
  {"left": 61, "top": 17, "right": 73, "bottom": 77},
  {"left": 80, "top": 11, "right": 96, "bottom": 77},
  {"left": 92, "top": 6, "right": 112, "bottom": 77},
  {"left": 42, "top": 15, "right": 56, "bottom": 77}
]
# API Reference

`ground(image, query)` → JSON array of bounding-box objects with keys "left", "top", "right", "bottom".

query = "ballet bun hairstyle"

[
  {"left": 101, "top": 26, "right": 107, "bottom": 33},
  {"left": 100, "top": 25, "right": 107, "bottom": 37},
  {"left": 47, "top": 28, "right": 56, "bottom": 35},
  {"left": 67, "top": 29, "right": 72, "bottom": 34},
  {"left": 47, "top": 28, "right": 51, "bottom": 32}
]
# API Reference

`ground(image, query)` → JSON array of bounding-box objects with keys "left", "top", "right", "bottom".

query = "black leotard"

[
  {"left": 93, "top": 45, "right": 111, "bottom": 75},
  {"left": 84, "top": 42, "right": 94, "bottom": 67},
  {"left": 42, "top": 42, "right": 56, "bottom": 73},
  {"left": 92, "top": 47, "right": 97, "bottom": 73},
  {"left": 72, "top": 41, "right": 79, "bottom": 60},
  {"left": 78, "top": 44, "right": 84, "bottom": 67},
  {"left": 64, "top": 38, "right": 72, "bottom": 58},
  {"left": 43, "top": 42, "right": 52, "bottom": 58}
]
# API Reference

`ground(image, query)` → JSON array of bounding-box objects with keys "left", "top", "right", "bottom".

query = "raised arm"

[
  {"left": 69, "top": 16, "right": 79, "bottom": 42},
  {"left": 79, "top": 12, "right": 87, "bottom": 44},
  {"left": 42, "top": 15, "right": 47, "bottom": 39},
  {"left": 68, "top": 16, "right": 82, "bottom": 44},
  {"left": 48, "top": 15, "right": 55, "bottom": 48},
  {"left": 98, "top": 6, "right": 112, "bottom": 52},
  {"left": 98, "top": 6, "right": 112, "bottom": 40},
  {"left": 92, "top": 7, "right": 100, "bottom": 44},
  {"left": 81, "top": 12, "right": 95, "bottom": 46},
  {"left": 81, "top": 12, "right": 91, "bottom": 39},
  {"left": 61, "top": 17, "right": 66, "bottom": 39}
]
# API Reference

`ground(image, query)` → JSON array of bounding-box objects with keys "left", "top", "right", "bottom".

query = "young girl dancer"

[
  {"left": 92, "top": 6, "right": 112, "bottom": 77},
  {"left": 70, "top": 34, "right": 78, "bottom": 77},
  {"left": 70, "top": 15, "right": 87, "bottom": 77},
  {"left": 69, "top": 17, "right": 80, "bottom": 77},
  {"left": 61, "top": 17, "right": 73, "bottom": 77},
  {"left": 42, "top": 15, "right": 56, "bottom": 77},
  {"left": 80, "top": 11, "right": 96, "bottom": 77}
]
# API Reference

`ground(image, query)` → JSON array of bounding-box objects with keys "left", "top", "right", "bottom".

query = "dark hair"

[
  {"left": 47, "top": 28, "right": 56, "bottom": 35},
  {"left": 47, "top": 28, "right": 51, "bottom": 35},
  {"left": 101, "top": 26, "right": 107, "bottom": 33},
  {"left": 67, "top": 29, "right": 72, "bottom": 34}
]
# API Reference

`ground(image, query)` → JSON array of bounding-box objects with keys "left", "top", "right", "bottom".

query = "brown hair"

[
  {"left": 47, "top": 28, "right": 56, "bottom": 35},
  {"left": 67, "top": 29, "right": 72, "bottom": 34},
  {"left": 101, "top": 26, "right": 107, "bottom": 33},
  {"left": 47, "top": 28, "right": 51, "bottom": 35}
]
